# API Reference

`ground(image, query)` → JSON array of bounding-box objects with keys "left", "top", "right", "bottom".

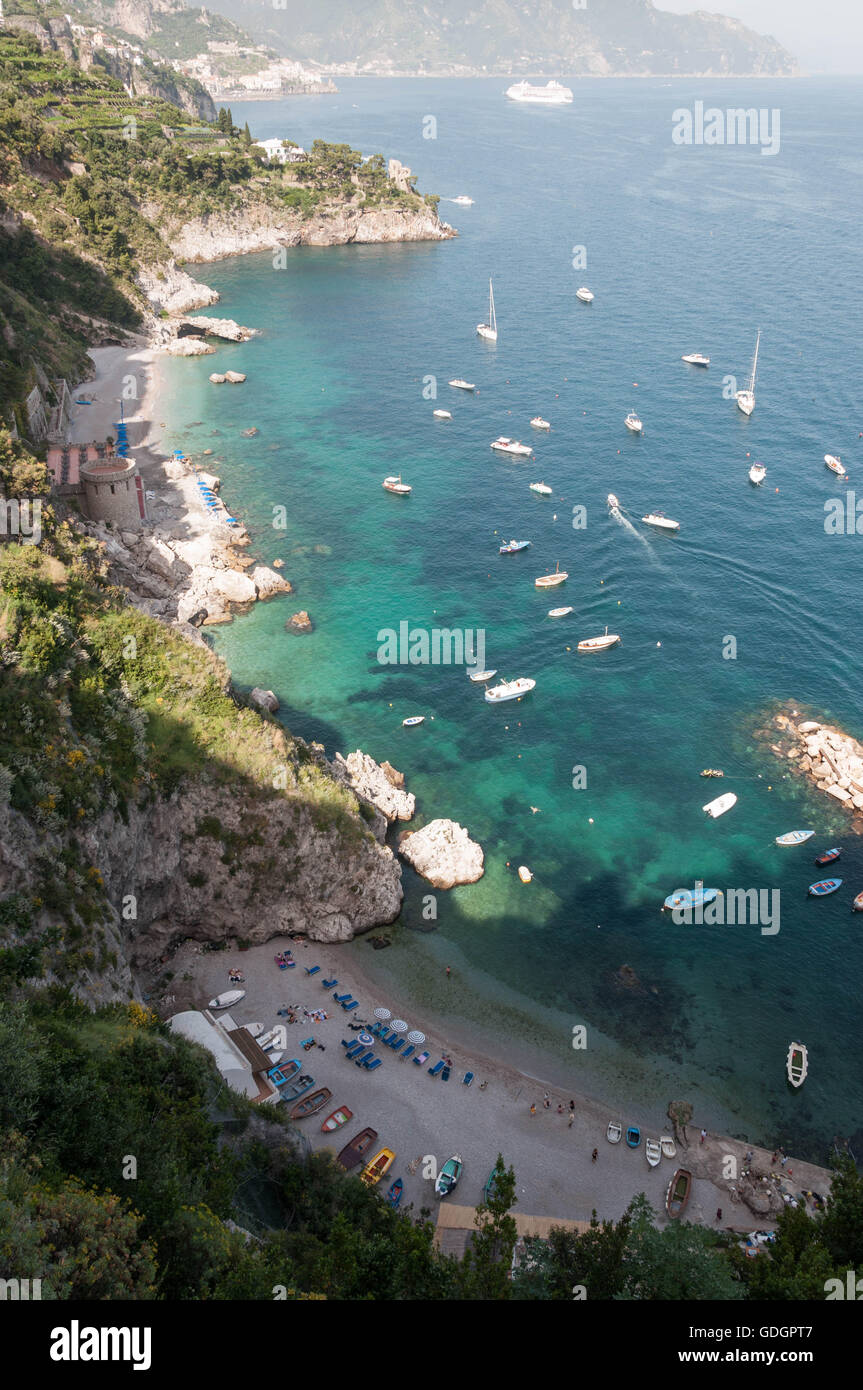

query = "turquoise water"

[{"left": 159, "top": 78, "right": 863, "bottom": 1156}]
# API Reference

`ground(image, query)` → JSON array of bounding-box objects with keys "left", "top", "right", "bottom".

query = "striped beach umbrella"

[
  {"left": 373, "top": 1007, "right": 391, "bottom": 1021},
  {"left": 390, "top": 1019, "right": 407, "bottom": 1033},
  {"left": 406, "top": 1030, "right": 425, "bottom": 1046}
]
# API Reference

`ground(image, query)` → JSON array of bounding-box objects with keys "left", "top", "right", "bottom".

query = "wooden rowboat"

[
  {"left": 321, "top": 1106, "right": 353, "bottom": 1133},
  {"left": 645, "top": 1138, "right": 662, "bottom": 1167},
  {"left": 786, "top": 1041, "right": 808, "bottom": 1088},
  {"left": 360, "top": 1147, "right": 395, "bottom": 1187},
  {"left": 660, "top": 1135, "right": 677, "bottom": 1160},
  {"left": 666, "top": 1168, "right": 692, "bottom": 1218},
  {"left": 337, "top": 1127, "right": 378, "bottom": 1170},
  {"left": 606, "top": 1121, "right": 622, "bottom": 1144},
  {"left": 289, "top": 1086, "right": 332, "bottom": 1121}
]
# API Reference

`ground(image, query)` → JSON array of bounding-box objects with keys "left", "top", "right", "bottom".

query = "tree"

[
  {"left": 512, "top": 1208, "right": 631, "bottom": 1300},
  {"left": 458, "top": 1154, "right": 518, "bottom": 1298},
  {"left": 242, "top": 122, "right": 252, "bottom": 147},
  {"left": 820, "top": 1155, "right": 863, "bottom": 1267}
]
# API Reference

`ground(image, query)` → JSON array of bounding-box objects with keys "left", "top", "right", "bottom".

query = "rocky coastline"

[{"left": 768, "top": 709, "right": 863, "bottom": 817}]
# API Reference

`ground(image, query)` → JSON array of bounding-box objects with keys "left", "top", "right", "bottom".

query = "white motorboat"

[
  {"left": 518, "top": 866, "right": 533, "bottom": 883},
  {"left": 646, "top": 1138, "right": 662, "bottom": 1168},
  {"left": 491, "top": 436, "right": 532, "bottom": 457},
  {"left": 530, "top": 481, "right": 553, "bottom": 495},
  {"left": 736, "top": 329, "right": 760, "bottom": 415},
  {"left": 642, "top": 512, "right": 680, "bottom": 532},
  {"left": 548, "top": 606, "right": 573, "bottom": 618},
  {"left": 468, "top": 669, "right": 497, "bottom": 683},
  {"left": 624, "top": 411, "right": 643, "bottom": 434},
  {"left": 607, "top": 492, "right": 620, "bottom": 511},
  {"left": 825, "top": 454, "right": 848, "bottom": 477},
  {"left": 749, "top": 461, "right": 766, "bottom": 485},
  {"left": 477, "top": 277, "right": 498, "bottom": 342},
  {"left": 535, "top": 563, "right": 567, "bottom": 588},
  {"left": 577, "top": 627, "right": 620, "bottom": 652},
  {"left": 607, "top": 1121, "right": 622, "bottom": 1144},
  {"left": 576, "top": 287, "right": 594, "bottom": 303},
  {"left": 660, "top": 1135, "right": 677, "bottom": 1159},
  {"left": 448, "top": 378, "right": 476, "bottom": 391},
  {"left": 530, "top": 416, "right": 551, "bottom": 430},
  {"left": 451, "top": 195, "right": 474, "bottom": 205},
  {"left": 485, "top": 677, "right": 536, "bottom": 703},
  {"left": 505, "top": 79, "right": 573, "bottom": 105},
  {"left": 433, "top": 409, "right": 452, "bottom": 420},
  {"left": 208, "top": 989, "right": 245, "bottom": 1010},
  {"left": 681, "top": 352, "right": 710, "bottom": 366},
  {"left": 703, "top": 791, "right": 738, "bottom": 818},
  {"left": 402, "top": 716, "right": 425, "bottom": 727},
  {"left": 383, "top": 475, "right": 411, "bottom": 494},
  {"left": 786, "top": 1041, "right": 808, "bottom": 1088}
]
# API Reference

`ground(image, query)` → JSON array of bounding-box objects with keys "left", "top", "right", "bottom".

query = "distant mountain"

[{"left": 200, "top": 0, "right": 798, "bottom": 76}]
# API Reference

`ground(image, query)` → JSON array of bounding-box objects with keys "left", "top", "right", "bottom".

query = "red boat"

[
  {"left": 321, "top": 1106, "right": 353, "bottom": 1133},
  {"left": 337, "top": 1127, "right": 378, "bottom": 1171},
  {"left": 815, "top": 848, "right": 841, "bottom": 866}
]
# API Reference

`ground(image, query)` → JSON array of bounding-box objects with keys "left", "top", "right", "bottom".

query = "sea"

[{"left": 155, "top": 76, "right": 863, "bottom": 1158}]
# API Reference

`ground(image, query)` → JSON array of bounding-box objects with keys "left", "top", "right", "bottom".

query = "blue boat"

[
  {"left": 815, "top": 848, "right": 841, "bottom": 866},
  {"left": 663, "top": 887, "right": 719, "bottom": 911},
  {"left": 626, "top": 1126, "right": 641, "bottom": 1148},
  {"left": 776, "top": 830, "right": 814, "bottom": 846},
  {"left": 499, "top": 539, "right": 531, "bottom": 554},
  {"left": 809, "top": 878, "right": 842, "bottom": 896},
  {"left": 386, "top": 1177, "right": 403, "bottom": 1208}
]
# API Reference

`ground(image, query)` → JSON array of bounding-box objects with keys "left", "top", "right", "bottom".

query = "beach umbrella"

[
  {"left": 390, "top": 1019, "right": 407, "bottom": 1033},
  {"left": 407, "top": 1030, "right": 425, "bottom": 1046},
  {"left": 357, "top": 1032, "right": 374, "bottom": 1047},
  {"left": 373, "top": 1007, "right": 391, "bottom": 1021}
]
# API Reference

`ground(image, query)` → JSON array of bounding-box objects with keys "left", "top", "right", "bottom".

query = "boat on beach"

[
  {"left": 825, "top": 454, "right": 848, "bottom": 477},
  {"left": 485, "top": 677, "right": 536, "bottom": 703},
  {"left": 208, "top": 989, "right": 245, "bottom": 1010},
  {"left": 681, "top": 352, "right": 710, "bottom": 366},
  {"left": 578, "top": 627, "right": 620, "bottom": 653},
  {"left": 576, "top": 287, "right": 594, "bottom": 303},
  {"left": 642, "top": 512, "right": 680, "bottom": 532},
  {"left": 786, "top": 1041, "right": 808, "bottom": 1087},
  {"left": 289, "top": 1087, "right": 332, "bottom": 1120},
  {"left": 530, "top": 481, "right": 553, "bottom": 495},
  {"left": 386, "top": 1177, "right": 404, "bottom": 1207},
  {"left": 666, "top": 1168, "right": 692, "bottom": 1218},
  {"left": 606, "top": 1121, "right": 622, "bottom": 1144},
  {"left": 548, "top": 606, "right": 573, "bottom": 618},
  {"left": 491, "top": 436, "right": 532, "bottom": 456},
  {"left": 809, "top": 878, "right": 842, "bottom": 896},
  {"left": 449, "top": 378, "right": 476, "bottom": 390},
  {"left": 660, "top": 1136, "right": 677, "bottom": 1159},
  {"left": 776, "top": 830, "right": 814, "bottom": 846},
  {"left": 337, "top": 1127, "right": 378, "bottom": 1170},
  {"left": 736, "top": 330, "right": 760, "bottom": 415},
  {"left": 435, "top": 1153, "right": 463, "bottom": 1197},
  {"left": 626, "top": 1126, "right": 641, "bottom": 1148},
  {"left": 477, "top": 277, "right": 498, "bottom": 341},
  {"left": 703, "top": 792, "right": 737, "bottom": 818},
  {"left": 624, "top": 411, "right": 643, "bottom": 434},
  {"left": 321, "top": 1106, "right": 353, "bottom": 1132},
  {"left": 499, "top": 539, "right": 531, "bottom": 554},
  {"left": 645, "top": 1138, "right": 662, "bottom": 1168},
  {"left": 535, "top": 563, "right": 567, "bottom": 588},
  {"left": 468, "top": 668, "right": 497, "bottom": 682},
  {"left": 360, "top": 1147, "right": 396, "bottom": 1187},
  {"left": 383, "top": 475, "right": 411, "bottom": 494}
]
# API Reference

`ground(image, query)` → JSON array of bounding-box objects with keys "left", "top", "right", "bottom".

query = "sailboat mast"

[
  {"left": 489, "top": 278, "right": 496, "bottom": 332},
  {"left": 750, "top": 330, "right": 760, "bottom": 393}
]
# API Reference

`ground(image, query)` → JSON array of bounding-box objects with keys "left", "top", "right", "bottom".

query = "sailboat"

[
  {"left": 477, "top": 278, "right": 498, "bottom": 342},
  {"left": 736, "top": 330, "right": 760, "bottom": 416}
]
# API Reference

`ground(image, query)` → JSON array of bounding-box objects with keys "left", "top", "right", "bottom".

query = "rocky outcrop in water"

[
  {"left": 769, "top": 711, "right": 863, "bottom": 815},
  {"left": 398, "top": 818, "right": 484, "bottom": 888},
  {"left": 331, "top": 751, "right": 416, "bottom": 823}
]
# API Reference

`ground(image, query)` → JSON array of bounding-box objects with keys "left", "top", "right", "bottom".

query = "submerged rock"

[
  {"left": 250, "top": 688, "right": 279, "bottom": 713},
  {"left": 286, "top": 610, "right": 313, "bottom": 633},
  {"left": 398, "top": 818, "right": 483, "bottom": 888}
]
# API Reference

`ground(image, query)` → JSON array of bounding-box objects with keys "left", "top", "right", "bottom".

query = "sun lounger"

[
  {"left": 463, "top": 1071, "right": 474, "bottom": 1086},
  {"left": 390, "top": 1038, "right": 406, "bottom": 1054},
  {"left": 361, "top": 1052, "right": 380, "bottom": 1070},
  {"left": 305, "top": 965, "right": 321, "bottom": 976},
  {"left": 340, "top": 1039, "right": 351, "bottom": 1049},
  {"left": 365, "top": 1058, "right": 383, "bottom": 1072},
  {"left": 343, "top": 999, "right": 359, "bottom": 1012},
  {"left": 401, "top": 1045, "right": 415, "bottom": 1062},
  {"left": 428, "top": 1060, "right": 445, "bottom": 1078},
  {"left": 353, "top": 1048, "right": 373, "bottom": 1066},
  {"left": 333, "top": 992, "right": 350, "bottom": 1003},
  {"left": 441, "top": 1066, "right": 451, "bottom": 1081},
  {"left": 345, "top": 1041, "right": 364, "bottom": 1058},
  {"left": 378, "top": 1029, "right": 392, "bottom": 1044},
  {"left": 370, "top": 1021, "right": 385, "bottom": 1036},
  {"left": 322, "top": 978, "right": 337, "bottom": 989},
  {"left": 414, "top": 1051, "right": 430, "bottom": 1066}
]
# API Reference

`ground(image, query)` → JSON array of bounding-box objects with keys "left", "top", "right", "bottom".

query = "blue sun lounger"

[
  {"left": 428, "top": 1060, "right": 445, "bottom": 1078},
  {"left": 390, "top": 1038, "right": 406, "bottom": 1055},
  {"left": 305, "top": 965, "right": 320, "bottom": 976},
  {"left": 378, "top": 1029, "right": 392, "bottom": 1045},
  {"left": 345, "top": 1040, "right": 364, "bottom": 1059},
  {"left": 322, "top": 977, "right": 337, "bottom": 989},
  {"left": 370, "top": 1021, "right": 385, "bottom": 1037},
  {"left": 463, "top": 1071, "right": 474, "bottom": 1086},
  {"left": 353, "top": 1048, "right": 373, "bottom": 1066},
  {"left": 361, "top": 1052, "right": 380, "bottom": 1070},
  {"left": 343, "top": 999, "right": 359, "bottom": 1012},
  {"left": 365, "top": 1057, "right": 383, "bottom": 1073},
  {"left": 400, "top": 1045, "right": 415, "bottom": 1062},
  {"left": 333, "top": 992, "right": 350, "bottom": 1003}
]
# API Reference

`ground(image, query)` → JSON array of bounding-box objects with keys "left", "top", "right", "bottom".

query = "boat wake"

[{"left": 609, "top": 503, "right": 664, "bottom": 568}]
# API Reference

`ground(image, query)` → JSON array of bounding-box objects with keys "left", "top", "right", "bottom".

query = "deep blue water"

[{"left": 159, "top": 77, "right": 863, "bottom": 1156}]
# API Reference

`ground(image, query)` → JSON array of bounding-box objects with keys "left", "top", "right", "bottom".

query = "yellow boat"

[{"left": 360, "top": 1147, "right": 395, "bottom": 1187}]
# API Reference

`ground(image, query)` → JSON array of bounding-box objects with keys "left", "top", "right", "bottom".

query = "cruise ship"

[{"left": 505, "top": 80, "right": 573, "bottom": 106}]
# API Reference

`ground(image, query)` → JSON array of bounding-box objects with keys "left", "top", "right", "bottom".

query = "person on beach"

[
  {"left": 591, "top": 1148, "right": 598, "bottom": 1163},
  {"left": 568, "top": 1113, "right": 574, "bottom": 1128},
  {"left": 715, "top": 1208, "right": 723, "bottom": 1222},
  {"left": 530, "top": 1103, "right": 536, "bottom": 1117},
  {"left": 557, "top": 1104, "right": 563, "bottom": 1115},
  {"left": 780, "top": 1154, "right": 788, "bottom": 1168},
  {"left": 445, "top": 966, "right": 451, "bottom": 978},
  {"left": 700, "top": 1128, "right": 707, "bottom": 1144},
  {"left": 569, "top": 1100, "right": 575, "bottom": 1112}
]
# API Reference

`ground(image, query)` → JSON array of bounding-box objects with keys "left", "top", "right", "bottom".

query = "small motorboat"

[
  {"left": 749, "top": 461, "right": 766, "bottom": 485},
  {"left": 776, "top": 829, "right": 814, "bottom": 846},
  {"left": 485, "top": 677, "right": 536, "bottom": 703},
  {"left": 809, "top": 878, "right": 842, "bottom": 897},
  {"left": 289, "top": 1087, "right": 332, "bottom": 1121},
  {"left": 645, "top": 1138, "right": 662, "bottom": 1168},
  {"left": 786, "top": 1041, "right": 808, "bottom": 1087},
  {"left": 607, "top": 1120, "right": 622, "bottom": 1144},
  {"left": 468, "top": 668, "right": 497, "bottom": 682},
  {"left": 624, "top": 411, "right": 643, "bottom": 434},
  {"left": 578, "top": 627, "right": 620, "bottom": 653},
  {"left": 530, "top": 416, "right": 551, "bottom": 430},
  {"left": 518, "top": 866, "right": 533, "bottom": 883},
  {"left": 499, "top": 539, "right": 531, "bottom": 554},
  {"left": 402, "top": 716, "right": 425, "bottom": 727},
  {"left": 435, "top": 1153, "right": 463, "bottom": 1198},
  {"left": 385, "top": 1177, "right": 404, "bottom": 1208},
  {"left": 433, "top": 408, "right": 452, "bottom": 420},
  {"left": 338, "top": 1127, "right": 378, "bottom": 1170},
  {"left": 451, "top": 195, "right": 474, "bottom": 206},
  {"left": 700, "top": 769, "right": 724, "bottom": 778},
  {"left": 360, "top": 1147, "right": 396, "bottom": 1187},
  {"left": 703, "top": 792, "right": 737, "bottom": 818},
  {"left": 535, "top": 563, "right": 568, "bottom": 588},
  {"left": 681, "top": 352, "right": 710, "bottom": 366},
  {"left": 666, "top": 1168, "right": 692, "bottom": 1218},
  {"left": 626, "top": 1126, "right": 641, "bottom": 1148},
  {"left": 815, "top": 848, "right": 841, "bottom": 866},
  {"left": 853, "top": 891, "right": 863, "bottom": 912},
  {"left": 491, "top": 436, "right": 533, "bottom": 457},
  {"left": 576, "top": 287, "right": 594, "bottom": 303},
  {"left": 607, "top": 493, "right": 620, "bottom": 511},
  {"left": 642, "top": 512, "right": 680, "bottom": 532},
  {"left": 208, "top": 989, "right": 245, "bottom": 1010},
  {"left": 321, "top": 1106, "right": 353, "bottom": 1133},
  {"left": 383, "top": 475, "right": 411, "bottom": 494},
  {"left": 448, "top": 378, "right": 476, "bottom": 390},
  {"left": 660, "top": 1135, "right": 677, "bottom": 1160},
  {"left": 663, "top": 887, "right": 720, "bottom": 911},
  {"left": 825, "top": 454, "right": 848, "bottom": 477},
  {"left": 530, "top": 481, "right": 553, "bottom": 495},
  {"left": 548, "top": 606, "right": 574, "bottom": 618}
]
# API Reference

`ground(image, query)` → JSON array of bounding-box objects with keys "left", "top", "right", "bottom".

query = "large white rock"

[
  {"left": 250, "top": 688, "right": 279, "bottom": 713},
  {"left": 208, "top": 569, "right": 257, "bottom": 604},
  {"left": 826, "top": 784, "right": 852, "bottom": 802},
  {"left": 331, "top": 750, "right": 415, "bottom": 823},
  {"left": 398, "top": 818, "right": 484, "bottom": 889},
  {"left": 251, "top": 566, "right": 292, "bottom": 599},
  {"left": 798, "top": 721, "right": 822, "bottom": 734},
  {"left": 145, "top": 539, "right": 180, "bottom": 581}
]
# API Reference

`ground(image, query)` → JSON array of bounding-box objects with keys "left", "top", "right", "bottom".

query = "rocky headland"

[{"left": 767, "top": 710, "right": 863, "bottom": 817}]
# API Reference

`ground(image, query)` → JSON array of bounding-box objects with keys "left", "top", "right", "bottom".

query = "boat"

[
  {"left": 435, "top": 1153, "right": 463, "bottom": 1198},
  {"left": 703, "top": 792, "right": 737, "bottom": 818},
  {"left": 530, "top": 481, "right": 553, "bottom": 495},
  {"left": 642, "top": 512, "right": 680, "bottom": 532},
  {"left": 575, "top": 286, "right": 594, "bottom": 303},
  {"left": 383, "top": 475, "right": 411, "bottom": 494},
  {"left": 808, "top": 878, "right": 842, "bottom": 896},
  {"left": 477, "top": 278, "right": 498, "bottom": 342},
  {"left": 853, "top": 891, "right": 863, "bottom": 912},
  {"left": 518, "top": 866, "right": 533, "bottom": 883},
  {"left": 666, "top": 1168, "right": 692, "bottom": 1218},
  {"left": 491, "top": 436, "right": 532, "bottom": 457},
  {"left": 749, "top": 461, "right": 766, "bottom": 485},
  {"left": 208, "top": 989, "right": 245, "bottom": 1010},
  {"left": 625, "top": 1126, "right": 641, "bottom": 1148},
  {"left": 645, "top": 1138, "right": 662, "bottom": 1168},
  {"left": 402, "top": 715, "right": 425, "bottom": 727},
  {"left": 505, "top": 79, "right": 573, "bottom": 105},
  {"left": 530, "top": 416, "right": 551, "bottom": 430},
  {"left": 244, "top": 1021, "right": 264, "bottom": 1036},
  {"left": 548, "top": 606, "right": 574, "bottom": 618},
  {"left": 337, "top": 1127, "right": 378, "bottom": 1170},
  {"left": 736, "top": 329, "right": 760, "bottom": 415},
  {"left": 360, "top": 1147, "right": 396, "bottom": 1187},
  {"left": 448, "top": 378, "right": 476, "bottom": 391},
  {"left": 815, "top": 848, "right": 841, "bottom": 866},
  {"left": 289, "top": 1087, "right": 332, "bottom": 1121},
  {"left": 825, "top": 454, "right": 848, "bottom": 477},
  {"left": 786, "top": 1041, "right": 808, "bottom": 1087},
  {"left": 535, "top": 563, "right": 568, "bottom": 588},
  {"left": 451, "top": 195, "right": 474, "bottom": 206},
  {"left": 433, "top": 409, "right": 452, "bottom": 420},
  {"left": 776, "top": 830, "right": 814, "bottom": 846},
  {"left": 485, "top": 677, "right": 536, "bottom": 704},
  {"left": 681, "top": 352, "right": 710, "bottom": 367},
  {"left": 606, "top": 1121, "right": 622, "bottom": 1144},
  {"left": 385, "top": 1177, "right": 404, "bottom": 1207},
  {"left": 468, "top": 668, "right": 497, "bottom": 682},
  {"left": 624, "top": 411, "right": 643, "bottom": 434},
  {"left": 700, "top": 769, "right": 724, "bottom": 778},
  {"left": 321, "top": 1106, "right": 353, "bottom": 1133},
  {"left": 499, "top": 539, "right": 531, "bottom": 554},
  {"left": 483, "top": 1167, "right": 501, "bottom": 1202},
  {"left": 269, "top": 1059, "right": 300, "bottom": 1084},
  {"left": 660, "top": 1136, "right": 677, "bottom": 1159},
  {"left": 577, "top": 627, "right": 620, "bottom": 653},
  {"left": 663, "top": 887, "right": 720, "bottom": 911},
  {"left": 607, "top": 493, "right": 620, "bottom": 511}
]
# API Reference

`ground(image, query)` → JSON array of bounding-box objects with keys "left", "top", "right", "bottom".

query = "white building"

[
  {"left": 256, "top": 137, "right": 307, "bottom": 165},
  {"left": 168, "top": 1009, "right": 281, "bottom": 1104}
]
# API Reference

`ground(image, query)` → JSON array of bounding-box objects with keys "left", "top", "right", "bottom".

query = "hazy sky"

[{"left": 658, "top": 0, "right": 863, "bottom": 73}]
